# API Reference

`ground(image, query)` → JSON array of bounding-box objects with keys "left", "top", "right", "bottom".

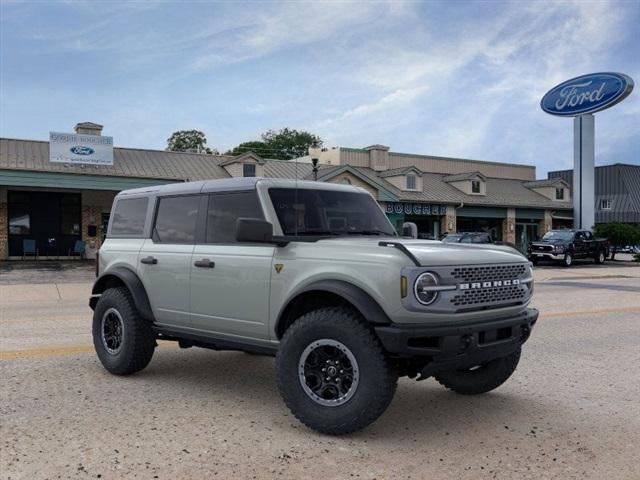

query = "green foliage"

[
  {"left": 225, "top": 141, "right": 269, "bottom": 157},
  {"left": 594, "top": 222, "right": 640, "bottom": 260},
  {"left": 166, "top": 130, "right": 216, "bottom": 154},
  {"left": 226, "top": 128, "right": 322, "bottom": 160}
]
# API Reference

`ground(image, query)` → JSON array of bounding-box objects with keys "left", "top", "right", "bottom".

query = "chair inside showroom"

[
  {"left": 22, "top": 239, "right": 38, "bottom": 261},
  {"left": 68, "top": 240, "right": 86, "bottom": 260}
]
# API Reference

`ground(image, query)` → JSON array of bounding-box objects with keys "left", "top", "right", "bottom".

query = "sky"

[{"left": 1, "top": 0, "right": 638, "bottom": 177}]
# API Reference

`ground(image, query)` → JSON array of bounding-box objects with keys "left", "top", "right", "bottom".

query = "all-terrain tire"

[
  {"left": 92, "top": 287, "right": 155, "bottom": 375},
  {"left": 276, "top": 307, "right": 398, "bottom": 435},
  {"left": 434, "top": 347, "right": 521, "bottom": 395}
]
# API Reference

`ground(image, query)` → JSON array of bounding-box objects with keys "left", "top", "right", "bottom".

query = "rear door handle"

[
  {"left": 194, "top": 258, "right": 215, "bottom": 268},
  {"left": 140, "top": 256, "right": 158, "bottom": 265}
]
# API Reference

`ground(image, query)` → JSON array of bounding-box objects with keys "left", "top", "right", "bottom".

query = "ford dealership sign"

[
  {"left": 50, "top": 132, "right": 113, "bottom": 165},
  {"left": 541, "top": 72, "right": 634, "bottom": 116}
]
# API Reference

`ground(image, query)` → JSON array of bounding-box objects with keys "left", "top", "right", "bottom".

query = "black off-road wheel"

[
  {"left": 92, "top": 287, "right": 156, "bottom": 375},
  {"left": 434, "top": 347, "right": 521, "bottom": 395},
  {"left": 276, "top": 307, "right": 398, "bottom": 435},
  {"left": 562, "top": 253, "right": 573, "bottom": 267},
  {"left": 594, "top": 250, "right": 606, "bottom": 264}
]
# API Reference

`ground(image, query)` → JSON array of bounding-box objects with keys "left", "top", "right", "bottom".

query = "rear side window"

[
  {"left": 153, "top": 195, "right": 200, "bottom": 244},
  {"left": 110, "top": 197, "right": 148, "bottom": 237},
  {"left": 206, "top": 192, "right": 263, "bottom": 243}
]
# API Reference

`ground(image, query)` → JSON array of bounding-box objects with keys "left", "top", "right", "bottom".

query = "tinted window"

[
  {"left": 206, "top": 192, "right": 263, "bottom": 243},
  {"left": 153, "top": 195, "right": 200, "bottom": 244},
  {"left": 110, "top": 198, "right": 148, "bottom": 236},
  {"left": 268, "top": 188, "right": 395, "bottom": 237}
]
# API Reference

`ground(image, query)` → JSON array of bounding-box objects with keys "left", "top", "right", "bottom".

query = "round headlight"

[{"left": 414, "top": 272, "right": 439, "bottom": 305}]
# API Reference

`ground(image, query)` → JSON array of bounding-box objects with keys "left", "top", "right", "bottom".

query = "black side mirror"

[{"left": 236, "top": 218, "right": 274, "bottom": 243}]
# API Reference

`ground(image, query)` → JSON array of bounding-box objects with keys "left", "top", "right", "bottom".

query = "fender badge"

[{"left": 274, "top": 264, "right": 284, "bottom": 273}]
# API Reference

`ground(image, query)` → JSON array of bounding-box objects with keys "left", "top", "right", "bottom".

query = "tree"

[
  {"left": 225, "top": 141, "right": 268, "bottom": 157},
  {"left": 226, "top": 128, "right": 322, "bottom": 160},
  {"left": 166, "top": 130, "right": 217, "bottom": 154},
  {"left": 593, "top": 222, "right": 640, "bottom": 260}
]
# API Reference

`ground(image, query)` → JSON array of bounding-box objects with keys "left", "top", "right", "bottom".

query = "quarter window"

[
  {"left": 153, "top": 195, "right": 200, "bottom": 244},
  {"left": 206, "top": 192, "right": 263, "bottom": 243},
  {"left": 110, "top": 198, "right": 148, "bottom": 237},
  {"left": 243, "top": 163, "right": 256, "bottom": 177}
]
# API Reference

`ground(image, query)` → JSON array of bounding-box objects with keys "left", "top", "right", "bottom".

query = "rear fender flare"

[{"left": 90, "top": 267, "right": 154, "bottom": 322}]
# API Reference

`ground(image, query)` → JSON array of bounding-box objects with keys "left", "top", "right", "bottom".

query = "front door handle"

[
  {"left": 194, "top": 258, "right": 215, "bottom": 268},
  {"left": 140, "top": 256, "right": 158, "bottom": 265}
]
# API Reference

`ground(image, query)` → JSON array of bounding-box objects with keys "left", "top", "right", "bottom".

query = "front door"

[
  {"left": 190, "top": 191, "right": 274, "bottom": 340},
  {"left": 138, "top": 194, "right": 200, "bottom": 328}
]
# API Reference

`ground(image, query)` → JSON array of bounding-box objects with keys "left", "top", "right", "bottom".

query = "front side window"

[
  {"left": 206, "top": 191, "right": 263, "bottom": 243},
  {"left": 406, "top": 174, "right": 416, "bottom": 190},
  {"left": 268, "top": 188, "right": 396, "bottom": 237},
  {"left": 243, "top": 163, "right": 256, "bottom": 177},
  {"left": 110, "top": 197, "right": 148, "bottom": 237},
  {"left": 472, "top": 180, "right": 481, "bottom": 193},
  {"left": 556, "top": 188, "right": 564, "bottom": 200},
  {"left": 153, "top": 195, "right": 200, "bottom": 244}
]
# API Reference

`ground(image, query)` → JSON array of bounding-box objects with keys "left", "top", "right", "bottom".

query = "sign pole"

[{"left": 572, "top": 114, "right": 595, "bottom": 229}]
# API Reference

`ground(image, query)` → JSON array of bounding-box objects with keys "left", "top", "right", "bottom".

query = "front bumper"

[
  {"left": 529, "top": 252, "right": 564, "bottom": 260},
  {"left": 375, "top": 308, "right": 538, "bottom": 377}
]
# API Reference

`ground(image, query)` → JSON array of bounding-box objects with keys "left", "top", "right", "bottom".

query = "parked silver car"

[{"left": 90, "top": 178, "right": 537, "bottom": 434}]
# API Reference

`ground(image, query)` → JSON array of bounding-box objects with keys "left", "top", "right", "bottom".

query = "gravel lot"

[{"left": 1, "top": 261, "right": 639, "bottom": 479}]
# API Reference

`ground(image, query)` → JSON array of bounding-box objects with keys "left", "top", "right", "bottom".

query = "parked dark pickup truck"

[{"left": 528, "top": 230, "right": 609, "bottom": 267}]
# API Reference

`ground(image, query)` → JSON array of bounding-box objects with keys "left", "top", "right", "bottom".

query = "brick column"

[
  {"left": 0, "top": 188, "right": 7, "bottom": 261},
  {"left": 81, "top": 191, "right": 117, "bottom": 259},
  {"left": 440, "top": 205, "right": 457, "bottom": 234},
  {"left": 502, "top": 208, "right": 516, "bottom": 244},
  {"left": 539, "top": 210, "right": 553, "bottom": 238}
]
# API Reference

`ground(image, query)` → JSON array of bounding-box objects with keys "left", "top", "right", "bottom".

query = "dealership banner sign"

[
  {"left": 385, "top": 202, "right": 447, "bottom": 216},
  {"left": 49, "top": 132, "right": 114, "bottom": 165}
]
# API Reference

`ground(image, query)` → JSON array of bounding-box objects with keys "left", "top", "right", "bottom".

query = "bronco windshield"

[
  {"left": 268, "top": 188, "right": 396, "bottom": 237},
  {"left": 542, "top": 231, "right": 574, "bottom": 241}
]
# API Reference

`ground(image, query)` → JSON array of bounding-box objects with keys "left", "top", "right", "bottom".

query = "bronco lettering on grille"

[{"left": 459, "top": 279, "right": 521, "bottom": 290}]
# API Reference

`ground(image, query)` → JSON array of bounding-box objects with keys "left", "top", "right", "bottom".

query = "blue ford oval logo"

[
  {"left": 541, "top": 72, "right": 633, "bottom": 116},
  {"left": 70, "top": 146, "right": 95, "bottom": 155}
]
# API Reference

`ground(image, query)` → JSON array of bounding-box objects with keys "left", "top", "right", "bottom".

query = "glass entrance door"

[{"left": 516, "top": 223, "right": 539, "bottom": 253}]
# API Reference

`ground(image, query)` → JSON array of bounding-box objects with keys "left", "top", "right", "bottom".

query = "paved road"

[{"left": 1, "top": 264, "right": 639, "bottom": 479}]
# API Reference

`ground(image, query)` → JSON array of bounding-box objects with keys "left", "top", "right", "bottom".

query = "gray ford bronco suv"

[{"left": 90, "top": 178, "right": 537, "bottom": 434}]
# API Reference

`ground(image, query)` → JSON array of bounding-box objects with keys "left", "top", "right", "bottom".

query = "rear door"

[
  {"left": 190, "top": 190, "right": 274, "bottom": 340},
  {"left": 138, "top": 194, "right": 200, "bottom": 328}
]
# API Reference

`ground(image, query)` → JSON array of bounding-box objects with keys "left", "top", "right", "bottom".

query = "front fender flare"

[
  {"left": 276, "top": 279, "right": 391, "bottom": 335},
  {"left": 90, "top": 267, "right": 154, "bottom": 322}
]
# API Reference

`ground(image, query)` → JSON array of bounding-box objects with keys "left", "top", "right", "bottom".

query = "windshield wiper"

[{"left": 346, "top": 229, "right": 390, "bottom": 236}]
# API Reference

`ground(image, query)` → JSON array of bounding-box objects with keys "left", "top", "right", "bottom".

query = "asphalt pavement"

[{"left": 1, "top": 261, "right": 639, "bottom": 479}]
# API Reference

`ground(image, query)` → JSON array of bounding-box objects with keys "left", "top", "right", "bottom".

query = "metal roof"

[
  {"left": 0, "top": 137, "right": 231, "bottom": 181},
  {"left": 443, "top": 171, "right": 486, "bottom": 182}
]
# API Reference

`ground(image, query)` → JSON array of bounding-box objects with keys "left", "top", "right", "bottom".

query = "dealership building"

[{"left": 6, "top": 121, "right": 628, "bottom": 261}]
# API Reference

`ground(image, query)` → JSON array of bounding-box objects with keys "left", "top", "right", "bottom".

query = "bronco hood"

[{"left": 316, "top": 237, "right": 527, "bottom": 266}]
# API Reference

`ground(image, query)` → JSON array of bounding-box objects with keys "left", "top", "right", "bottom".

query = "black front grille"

[
  {"left": 451, "top": 285, "right": 528, "bottom": 307},
  {"left": 451, "top": 264, "right": 527, "bottom": 283},
  {"left": 533, "top": 244, "right": 553, "bottom": 252}
]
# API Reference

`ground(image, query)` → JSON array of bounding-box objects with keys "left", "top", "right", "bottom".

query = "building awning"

[
  {"left": 552, "top": 213, "right": 574, "bottom": 220},
  {"left": 0, "top": 169, "right": 178, "bottom": 191},
  {"left": 457, "top": 206, "right": 506, "bottom": 218}
]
